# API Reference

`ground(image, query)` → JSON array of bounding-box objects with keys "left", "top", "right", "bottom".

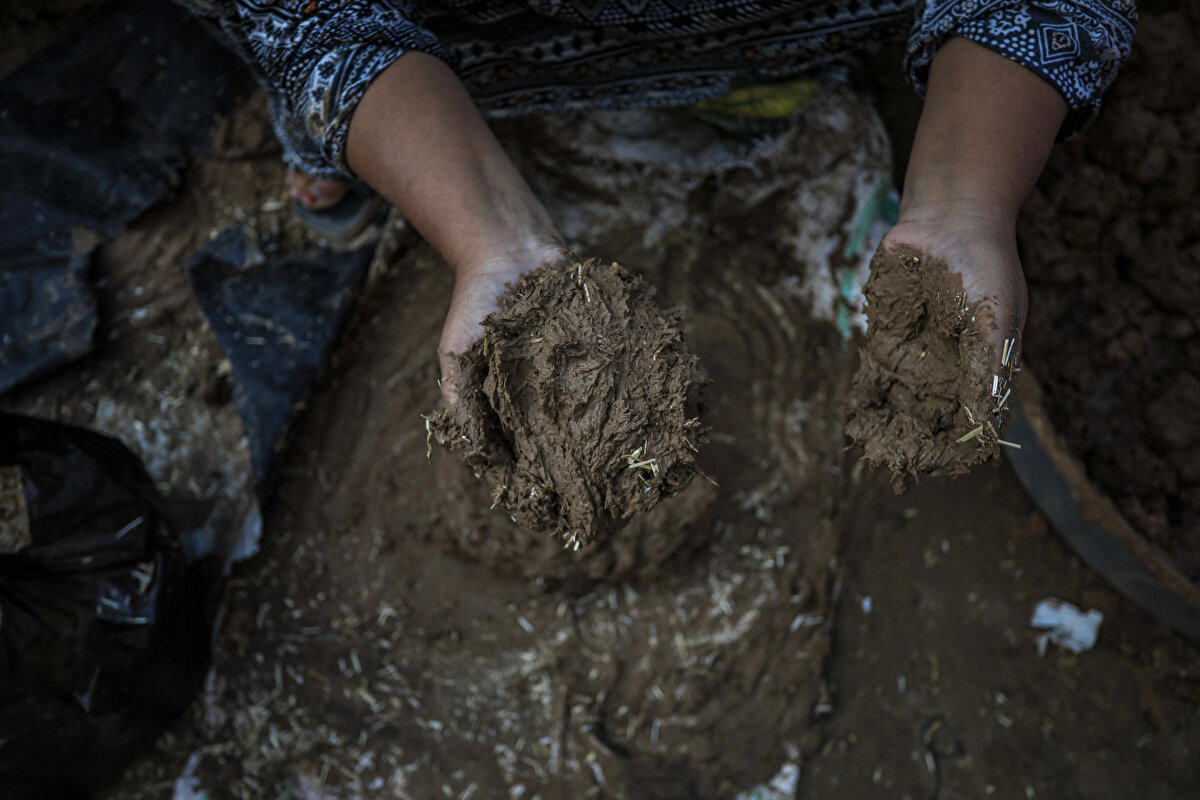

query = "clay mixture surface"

[
  {"left": 430, "top": 259, "right": 706, "bottom": 551},
  {"left": 846, "top": 245, "right": 1004, "bottom": 490},
  {"left": 1019, "top": 1, "right": 1200, "bottom": 582}
]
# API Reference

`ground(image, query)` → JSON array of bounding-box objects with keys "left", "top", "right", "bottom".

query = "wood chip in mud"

[{"left": 429, "top": 258, "right": 709, "bottom": 547}]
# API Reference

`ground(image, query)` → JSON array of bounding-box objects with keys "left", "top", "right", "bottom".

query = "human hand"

[
  {"left": 882, "top": 36, "right": 1064, "bottom": 378},
  {"left": 341, "top": 52, "right": 568, "bottom": 407},
  {"left": 438, "top": 239, "right": 568, "bottom": 407},
  {"left": 880, "top": 205, "right": 1027, "bottom": 373}
]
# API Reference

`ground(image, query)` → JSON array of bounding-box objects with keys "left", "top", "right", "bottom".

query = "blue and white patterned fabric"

[
  {"left": 175, "top": 0, "right": 1138, "bottom": 180},
  {"left": 906, "top": 0, "right": 1137, "bottom": 137}
]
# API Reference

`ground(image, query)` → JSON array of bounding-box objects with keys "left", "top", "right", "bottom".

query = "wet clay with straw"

[
  {"left": 846, "top": 244, "right": 1016, "bottom": 491},
  {"left": 429, "top": 258, "right": 708, "bottom": 547}
]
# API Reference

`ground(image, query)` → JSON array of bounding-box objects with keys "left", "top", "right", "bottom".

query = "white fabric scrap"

[
  {"left": 1030, "top": 598, "right": 1103, "bottom": 656},
  {"left": 735, "top": 763, "right": 800, "bottom": 800}
]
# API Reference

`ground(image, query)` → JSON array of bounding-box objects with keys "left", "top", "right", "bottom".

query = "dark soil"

[
  {"left": 802, "top": 468, "right": 1200, "bottom": 800},
  {"left": 1019, "top": 2, "right": 1200, "bottom": 582},
  {"left": 846, "top": 244, "right": 1005, "bottom": 491},
  {"left": 0, "top": 0, "right": 94, "bottom": 78},
  {"left": 429, "top": 258, "right": 707, "bottom": 551}
]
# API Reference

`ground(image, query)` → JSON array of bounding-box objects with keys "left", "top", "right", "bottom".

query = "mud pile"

[
  {"left": 430, "top": 259, "right": 707, "bottom": 548},
  {"left": 432, "top": 451, "right": 719, "bottom": 587},
  {"left": 846, "top": 245, "right": 1006, "bottom": 490},
  {"left": 1020, "top": 4, "right": 1200, "bottom": 581}
]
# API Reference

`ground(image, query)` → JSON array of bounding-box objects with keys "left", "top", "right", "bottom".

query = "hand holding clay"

[
  {"left": 438, "top": 241, "right": 568, "bottom": 407},
  {"left": 428, "top": 259, "right": 708, "bottom": 548},
  {"left": 845, "top": 211, "right": 1027, "bottom": 490},
  {"left": 844, "top": 38, "right": 1065, "bottom": 489},
  {"left": 880, "top": 211, "right": 1027, "bottom": 370}
]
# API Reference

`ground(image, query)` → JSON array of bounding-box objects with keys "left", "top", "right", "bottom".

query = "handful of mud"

[
  {"left": 428, "top": 259, "right": 707, "bottom": 548},
  {"left": 846, "top": 245, "right": 1016, "bottom": 491}
]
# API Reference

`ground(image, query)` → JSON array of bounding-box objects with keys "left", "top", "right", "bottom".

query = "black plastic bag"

[{"left": 0, "top": 412, "right": 211, "bottom": 798}]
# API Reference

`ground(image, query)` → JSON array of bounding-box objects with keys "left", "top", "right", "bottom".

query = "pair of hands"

[
  {"left": 345, "top": 42, "right": 1056, "bottom": 404},
  {"left": 437, "top": 211, "right": 1027, "bottom": 405},
  {"left": 434, "top": 36, "right": 1060, "bottom": 403}
]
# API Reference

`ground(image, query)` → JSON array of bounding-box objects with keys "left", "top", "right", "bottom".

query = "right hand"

[
  {"left": 342, "top": 53, "right": 568, "bottom": 407},
  {"left": 438, "top": 239, "right": 568, "bottom": 407}
]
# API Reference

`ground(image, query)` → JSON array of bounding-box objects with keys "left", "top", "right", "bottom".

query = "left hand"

[
  {"left": 881, "top": 204, "right": 1027, "bottom": 372},
  {"left": 881, "top": 36, "right": 1066, "bottom": 377}
]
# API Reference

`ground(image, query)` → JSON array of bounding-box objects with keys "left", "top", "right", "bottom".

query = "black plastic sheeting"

[
  {"left": 188, "top": 225, "right": 379, "bottom": 492},
  {"left": 0, "top": 412, "right": 212, "bottom": 799},
  {"left": 0, "top": 3, "right": 386, "bottom": 794},
  {"left": 0, "top": 0, "right": 252, "bottom": 393}
]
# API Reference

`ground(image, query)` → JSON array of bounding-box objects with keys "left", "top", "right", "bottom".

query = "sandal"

[{"left": 292, "top": 186, "right": 384, "bottom": 241}]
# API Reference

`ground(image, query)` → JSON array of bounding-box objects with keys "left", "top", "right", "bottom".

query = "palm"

[
  {"left": 880, "top": 216, "right": 1027, "bottom": 369},
  {"left": 438, "top": 245, "right": 567, "bottom": 406}
]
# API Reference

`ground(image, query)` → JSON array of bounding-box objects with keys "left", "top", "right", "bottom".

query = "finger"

[
  {"left": 973, "top": 294, "right": 1012, "bottom": 372},
  {"left": 438, "top": 348, "right": 461, "bottom": 408}
]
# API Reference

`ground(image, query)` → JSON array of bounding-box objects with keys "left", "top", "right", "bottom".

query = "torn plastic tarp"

[
  {"left": 0, "top": 412, "right": 212, "bottom": 798},
  {"left": 187, "top": 225, "right": 379, "bottom": 493},
  {"left": 0, "top": 0, "right": 251, "bottom": 393}
]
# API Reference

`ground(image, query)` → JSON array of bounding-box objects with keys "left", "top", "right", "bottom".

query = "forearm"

[
  {"left": 345, "top": 52, "right": 560, "bottom": 271},
  {"left": 900, "top": 37, "right": 1068, "bottom": 228}
]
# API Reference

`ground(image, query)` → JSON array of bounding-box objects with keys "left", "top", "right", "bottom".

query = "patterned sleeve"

[
  {"left": 905, "top": 0, "right": 1138, "bottom": 139},
  {"left": 177, "top": 0, "right": 450, "bottom": 179}
]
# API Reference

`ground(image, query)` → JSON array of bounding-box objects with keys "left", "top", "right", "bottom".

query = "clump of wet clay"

[
  {"left": 846, "top": 244, "right": 1015, "bottom": 491},
  {"left": 429, "top": 259, "right": 708, "bottom": 548}
]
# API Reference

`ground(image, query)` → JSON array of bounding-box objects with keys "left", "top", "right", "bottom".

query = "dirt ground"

[
  {"left": 803, "top": 468, "right": 1199, "bottom": 800},
  {"left": 1, "top": 2, "right": 1197, "bottom": 798},
  {"left": 1019, "top": 2, "right": 1200, "bottom": 583}
]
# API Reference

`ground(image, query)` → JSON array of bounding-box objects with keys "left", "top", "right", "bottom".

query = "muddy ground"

[
  {"left": 90, "top": 79, "right": 879, "bottom": 799},
  {"left": 1, "top": 1, "right": 1197, "bottom": 798}
]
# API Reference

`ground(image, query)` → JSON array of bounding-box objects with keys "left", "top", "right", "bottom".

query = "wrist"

[
  {"left": 896, "top": 185, "right": 1017, "bottom": 234},
  {"left": 900, "top": 37, "right": 1065, "bottom": 233},
  {"left": 899, "top": 148, "right": 1025, "bottom": 231},
  {"left": 452, "top": 228, "right": 567, "bottom": 282}
]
